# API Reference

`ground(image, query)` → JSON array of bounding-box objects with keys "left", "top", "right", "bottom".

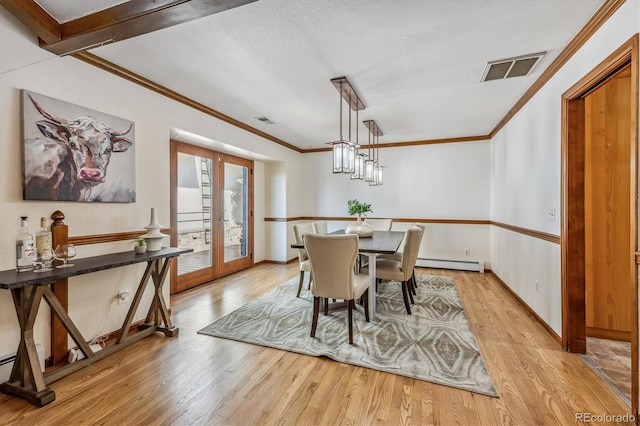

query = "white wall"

[
  {"left": 296, "top": 141, "right": 492, "bottom": 264},
  {"left": 253, "top": 161, "right": 266, "bottom": 262},
  {"left": 0, "top": 10, "right": 302, "bottom": 359},
  {"left": 490, "top": 0, "right": 640, "bottom": 335}
]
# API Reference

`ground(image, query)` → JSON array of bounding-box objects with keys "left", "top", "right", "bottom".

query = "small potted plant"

[
  {"left": 347, "top": 199, "right": 373, "bottom": 221},
  {"left": 131, "top": 237, "right": 147, "bottom": 254},
  {"left": 345, "top": 199, "right": 374, "bottom": 237}
]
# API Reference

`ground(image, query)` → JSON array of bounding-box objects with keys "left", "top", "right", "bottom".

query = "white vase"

[
  {"left": 140, "top": 208, "right": 166, "bottom": 251},
  {"left": 345, "top": 215, "right": 374, "bottom": 237}
]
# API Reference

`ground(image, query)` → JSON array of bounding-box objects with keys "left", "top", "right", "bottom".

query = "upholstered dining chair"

[
  {"left": 312, "top": 221, "right": 328, "bottom": 235},
  {"left": 357, "top": 218, "right": 393, "bottom": 270},
  {"left": 293, "top": 223, "right": 316, "bottom": 297},
  {"left": 304, "top": 234, "right": 370, "bottom": 344},
  {"left": 372, "top": 226, "right": 423, "bottom": 315},
  {"left": 364, "top": 218, "right": 393, "bottom": 231},
  {"left": 378, "top": 223, "right": 425, "bottom": 294}
]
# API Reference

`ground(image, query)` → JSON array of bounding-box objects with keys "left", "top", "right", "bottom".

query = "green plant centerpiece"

[
  {"left": 347, "top": 199, "right": 372, "bottom": 220},
  {"left": 345, "top": 199, "right": 374, "bottom": 237}
]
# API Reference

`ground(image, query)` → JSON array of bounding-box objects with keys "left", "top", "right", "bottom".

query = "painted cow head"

[{"left": 29, "top": 95, "right": 133, "bottom": 185}]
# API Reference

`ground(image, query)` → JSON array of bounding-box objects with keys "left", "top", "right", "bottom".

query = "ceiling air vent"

[
  {"left": 255, "top": 116, "right": 274, "bottom": 125},
  {"left": 481, "top": 52, "right": 546, "bottom": 82}
]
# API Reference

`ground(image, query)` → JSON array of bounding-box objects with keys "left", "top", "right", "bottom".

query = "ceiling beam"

[
  {"left": 1, "top": 0, "right": 258, "bottom": 56},
  {"left": 0, "top": 0, "right": 59, "bottom": 43}
]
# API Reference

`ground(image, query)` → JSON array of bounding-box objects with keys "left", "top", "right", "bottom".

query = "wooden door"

[
  {"left": 216, "top": 153, "right": 254, "bottom": 276},
  {"left": 584, "top": 65, "right": 632, "bottom": 341},
  {"left": 170, "top": 141, "right": 254, "bottom": 294}
]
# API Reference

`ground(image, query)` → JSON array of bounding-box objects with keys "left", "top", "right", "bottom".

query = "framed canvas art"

[{"left": 21, "top": 89, "right": 136, "bottom": 202}]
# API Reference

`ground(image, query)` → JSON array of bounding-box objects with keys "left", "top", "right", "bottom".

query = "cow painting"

[{"left": 22, "top": 90, "right": 136, "bottom": 202}]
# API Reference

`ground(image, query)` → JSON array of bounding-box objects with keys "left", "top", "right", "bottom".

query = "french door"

[{"left": 170, "top": 141, "right": 253, "bottom": 293}]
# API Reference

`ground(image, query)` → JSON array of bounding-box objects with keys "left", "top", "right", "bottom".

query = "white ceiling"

[{"left": 35, "top": 0, "right": 604, "bottom": 150}]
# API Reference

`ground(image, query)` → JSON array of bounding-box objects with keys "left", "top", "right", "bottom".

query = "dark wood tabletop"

[
  {"left": 0, "top": 247, "right": 193, "bottom": 290},
  {"left": 291, "top": 230, "right": 404, "bottom": 254}
]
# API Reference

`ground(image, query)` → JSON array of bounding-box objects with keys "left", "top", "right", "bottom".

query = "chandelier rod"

[{"left": 338, "top": 81, "right": 343, "bottom": 141}]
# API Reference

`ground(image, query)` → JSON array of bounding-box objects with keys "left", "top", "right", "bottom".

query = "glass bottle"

[
  {"left": 35, "top": 217, "right": 53, "bottom": 271},
  {"left": 16, "top": 216, "right": 35, "bottom": 272}
]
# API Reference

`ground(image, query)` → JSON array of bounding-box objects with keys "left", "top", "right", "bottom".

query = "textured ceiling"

[{"left": 34, "top": 0, "right": 604, "bottom": 150}]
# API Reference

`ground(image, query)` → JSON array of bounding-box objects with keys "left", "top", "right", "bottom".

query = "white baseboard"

[{"left": 416, "top": 258, "right": 484, "bottom": 273}]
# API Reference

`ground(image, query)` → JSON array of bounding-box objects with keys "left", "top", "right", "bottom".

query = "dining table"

[{"left": 292, "top": 229, "right": 405, "bottom": 321}]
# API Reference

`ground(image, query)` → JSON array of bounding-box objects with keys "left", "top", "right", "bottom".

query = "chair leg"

[
  {"left": 408, "top": 280, "right": 415, "bottom": 304},
  {"left": 297, "top": 271, "right": 305, "bottom": 297},
  {"left": 324, "top": 298, "right": 329, "bottom": 315},
  {"left": 412, "top": 270, "right": 417, "bottom": 292},
  {"left": 363, "top": 289, "right": 370, "bottom": 322},
  {"left": 348, "top": 299, "right": 354, "bottom": 344},
  {"left": 311, "top": 296, "right": 320, "bottom": 337},
  {"left": 401, "top": 281, "right": 412, "bottom": 315}
]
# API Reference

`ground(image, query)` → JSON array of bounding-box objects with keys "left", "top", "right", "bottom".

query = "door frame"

[
  {"left": 561, "top": 34, "right": 638, "bottom": 411},
  {"left": 169, "top": 140, "right": 254, "bottom": 293}
]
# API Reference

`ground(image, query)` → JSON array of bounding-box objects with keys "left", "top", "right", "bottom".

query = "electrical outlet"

[
  {"left": 464, "top": 249, "right": 470, "bottom": 256},
  {"left": 117, "top": 290, "right": 129, "bottom": 305},
  {"left": 535, "top": 281, "right": 540, "bottom": 292}
]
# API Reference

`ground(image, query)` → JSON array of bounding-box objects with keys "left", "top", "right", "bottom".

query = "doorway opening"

[
  {"left": 561, "top": 35, "right": 638, "bottom": 412},
  {"left": 170, "top": 140, "right": 254, "bottom": 293}
]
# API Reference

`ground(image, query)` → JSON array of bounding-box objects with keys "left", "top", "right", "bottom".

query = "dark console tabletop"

[{"left": 0, "top": 247, "right": 192, "bottom": 290}]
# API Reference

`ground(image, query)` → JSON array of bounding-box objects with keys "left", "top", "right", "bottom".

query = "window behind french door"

[{"left": 170, "top": 141, "right": 253, "bottom": 294}]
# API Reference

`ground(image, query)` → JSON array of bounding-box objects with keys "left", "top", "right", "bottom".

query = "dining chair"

[
  {"left": 304, "top": 233, "right": 370, "bottom": 344},
  {"left": 373, "top": 226, "right": 423, "bottom": 315},
  {"left": 378, "top": 223, "right": 425, "bottom": 294},
  {"left": 364, "top": 218, "right": 393, "bottom": 231},
  {"left": 312, "top": 221, "right": 328, "bottom": 234},
  {"left": 293, "top": 223, "right": 316, "bottom": 297},
  {"left": 357, "top": 218, "right": 393, "bottom": 270}
]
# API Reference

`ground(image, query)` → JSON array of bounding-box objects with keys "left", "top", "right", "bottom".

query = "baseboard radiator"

[
  {"left": 415, "top": 258, "right": 484, "bottom": 273},
  {"left": 0, "top": 343, "right": 44, "bottom": 383}
]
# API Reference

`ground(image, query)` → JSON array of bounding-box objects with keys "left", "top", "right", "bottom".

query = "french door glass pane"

[
  {"left": 224, "top": 163, "right": 248, "bottom": 262},
  {"left": 176, "top": 152, "right": 213, "bottom": 275}
]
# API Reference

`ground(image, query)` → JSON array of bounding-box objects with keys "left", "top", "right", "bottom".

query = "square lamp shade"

[
  {"left": 330, "top": 140, "right": 355, "bottom": 174},
  {"left": 364, "top": 159, "right": 375, "bottom": 182},
  {"left": 369, "top": 163, "right": 384, "bottom": 186},
  {"left": 351, "top": 151, "right": 366, "bottom": 180}
]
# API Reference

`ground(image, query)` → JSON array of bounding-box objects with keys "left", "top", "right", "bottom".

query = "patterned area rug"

[{"left": 198, "top": 274, "right": 497, "bottom": 396}]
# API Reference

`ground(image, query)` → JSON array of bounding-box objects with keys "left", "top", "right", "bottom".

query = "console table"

[{"left": 0, "top": 247, "right": 192, "bottom": 407}]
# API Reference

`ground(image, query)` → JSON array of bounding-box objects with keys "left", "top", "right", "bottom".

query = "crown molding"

[{"left": 72, "top": 51, "right": 303, "bottom": 153}]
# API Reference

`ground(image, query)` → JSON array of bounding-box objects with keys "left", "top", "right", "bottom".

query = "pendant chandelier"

[
  {"left": 327, "top": 78, "right": 355, "bottom": 173},
  {"left": 327, "top": 76, "right": 386, "bottom": 185},
  {"left": 327, "top": 77, "right": 365, "bottom": 174}
]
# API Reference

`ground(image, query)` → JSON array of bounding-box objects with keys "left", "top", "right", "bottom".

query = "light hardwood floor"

[{"left": 0, "top": 264, "right": 633, "bottom": 425}]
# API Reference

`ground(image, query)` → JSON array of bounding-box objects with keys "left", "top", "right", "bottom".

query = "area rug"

[{"left": 198, "top": 274, "right": 497, "bottom": 396}]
